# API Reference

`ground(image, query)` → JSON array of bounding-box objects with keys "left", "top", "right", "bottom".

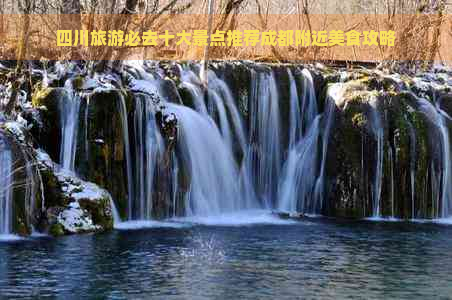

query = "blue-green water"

[{"left": 1, "top": 215, "right": 452, "bottom": 299}]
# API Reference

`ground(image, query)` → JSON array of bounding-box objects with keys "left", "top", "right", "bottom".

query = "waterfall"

[
  {"left": 180, "top": 66, "right": 208, "bottom": 114},
  {"left": 417, "top": 96, "right": 452, "bottom": 218},
  {"left": 246, "top": 70, "right": 281, "bottom": 208},
  {"left": 167, "top": 103, "right": 249, "bottom": 216},
  {"left": 299, "top": 68, "right": 318, "bottom": 135},
  {"left": 36, "top": 62, "right": 452, "bottom": 223},
  {"left": 83, "top": 95, "right": 91, "bottom": 164},
  {"left": 132, "top": 94, "right": 165, "bottom": 219},
  {"left": 288, "top": 69, "right": 302, "bottom": 148},
  {"left": 436, "top": 104, "right": 452, "bottom": 218},
  {"left": 286, "top": 68, "right": 319, "bottom": 145},
  {"left": 406, "top": 119, "right": 417, "bottom": 219},
  {"left": 277, "top": 68, "right": 320, "bottom": 213},
  {"left": 20, "top": 147, "right": 39, "bottom": 233},
  {"left": 179, "top": 67, "right": 247, "bottom": 154},
  {"left": 0, "top": 137, "right": 13, "bottom": 234},
  {"left": 117, "top": 93, "right": 135, "bottom": 220},
  {"left": 278, "top": 117, "right": 321, "bottom": 212},
  {"left": 207, "top": 89, "right": 234, "bottom": 149},
  {"left": 59, "top": 82, "right": 81, "bottom": 171},
  {"left": 369, "top": 97, "right": 384, "bottom": 218},
  {"left": 172, "top": 152, "right": 179, "bottom": 217},
  {"left": 388, "top": 143, "right": 395, "bottom": 218},
  {"left": 313, "top": 83, "right": 343, "bottom": 213},
  {"left": 178, "top": 65, "right": 257, "bottom": 209},
  {"left": 207, "top": 71, "right": 257, "bottom": 208},
  {"left": 110, "top": 197, "right": 121, "bottom": 227},
  {"left": 208, "top": 71, "right": 247, "bottom": 153}
]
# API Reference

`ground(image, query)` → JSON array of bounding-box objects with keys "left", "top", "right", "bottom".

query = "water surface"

[{"left": 1, "top": 214, "right": 452, "bottom": 299}]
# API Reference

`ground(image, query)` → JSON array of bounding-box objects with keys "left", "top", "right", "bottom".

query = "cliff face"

[{"left": 0, "top": 61, "right": 451, "bottom": 236}]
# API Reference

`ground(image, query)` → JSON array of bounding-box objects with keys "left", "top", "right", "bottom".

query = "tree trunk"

[
  {"left": 97, "top": 0, "right": 139, "bottom": 72},
  {"left": 60, "top": 0, "right": 82, "bottom": 59},
  {"left": 201, "top": 0, "right": 215, "bottom": 86},
  {"left": 7, "top": 0, "right": 33, "bottom": 115}
]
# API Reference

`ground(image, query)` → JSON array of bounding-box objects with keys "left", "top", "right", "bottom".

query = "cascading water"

[
  {"left": 0, "top": 137, "right": 13, "bottom": 235},
  {"left": 277, "top": 68, "right": 320, "bottom": 213},
  {"left": 417, "top": 96, "right": 452, "bottom": 218},
  {"left": 368, "top": 96, "right": 384, "bottom": 218},
  {"left": 179, "top": 66, "right": 208, "bottom": 114},
  {"left": 278, "top": 117, "right": 321, "bottom": 212},
  {"left": 19, "top": 147, "right": 39, "bottom": 233},
  {"left": 388, "top": 141, "right": 395, "bottom": 218},
  {"left": 177, "top": 65, "right": 257, "bottom": 210},
  {"left": 288, "top": 69, "right": 302, "bottom": 148},
  {"left": 117, "top": 93, "right": 135, "bottom": 220},
  {"left": 246, "top": 69, "right": 281, "bottom": 208},
  {"left": 132, "top": 94, "right": 165, "bottom": 219},
  {"left": 59, "top": 81, "right": 81, "bottom": 171},
  {"left": 207, "top": 88, "right": 234, "bottom": 149},
  {"left": 436, "top": 103, "right": 452, "bottom": 218},
  {"left": 206, "top": 70, "right": 257, "bottom": 207},
  {"left": 313, "top": 83, "right": 343, "bottom": 213},
  {"left": 407, "top": 119, "right": 417, "bottom": 219},
  {"left": 207, "top": 70, "right": 247, "bottom": 153},
  {"left": 42, "top": 61, "right": 452, "bottom": 223},
  {"left": 167, "top": 103, "right": 252, "bottom": 216},
  {"left": 299, "top": 68, "right": 319, "bottom": 135}
]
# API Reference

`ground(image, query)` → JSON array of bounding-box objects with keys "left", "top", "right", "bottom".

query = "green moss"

[
  {"left": 31, "top": 87, "right": 53, "bottom": 107},
  {"left": 72, "top": 76, "right": 84, "bottom": 90},
  {"left": 15, "top": 217, "right": 29, "bottom": 236},
  {"left": 78, "top": 88, "right": 130, "bottom": 219},
  {"left": 49, "top": 223, "right": 65, "bottom": 236}
]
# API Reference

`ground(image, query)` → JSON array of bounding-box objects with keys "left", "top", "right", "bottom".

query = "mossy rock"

[
  {"left": 328, "top": 99, "right": 369, "bottom": 217},
  {"left": 49, "top": 223, "right": 65, "bottom": 236},
  {"left": 39, "top": 161, "right": 115, "bottom": 234},
  {"left": 77, "top": 88, "right": 130, "bottom": 220},
  {"left": 32, "top": 87, "right": 69, "bottom": 162},
  {"left": 32, "top": 87, "right": 67, "bottom": 115},
  {"left": 78, "top": 195, "right": 113, "bottom": 231},
  {"left": 0, "top": 133, "right": 43, "bottom": 236},
  {"left": 439, "top": 94, "right": 452, "bottom": 116},
  {"left": 272, "top": 65, "right": 291, "bottom": 150}
]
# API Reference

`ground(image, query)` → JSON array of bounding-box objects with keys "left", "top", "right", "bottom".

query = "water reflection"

[{"left": 1, "top": 220, "right": 452, "bottom": 299}]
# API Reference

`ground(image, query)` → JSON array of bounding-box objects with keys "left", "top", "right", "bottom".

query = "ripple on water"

[{"left": 1, "top": 219, "right": 452, "bottom": 299}]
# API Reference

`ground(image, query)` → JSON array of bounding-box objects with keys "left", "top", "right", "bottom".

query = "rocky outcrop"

[
  {"left": 0, "top": 118, "right": 114, "bottom": 236},
  {"left": 36, "top": 150, "right": 114, "bottom": 235},
  {"left": 326, "top": 68, "right": 452, "bottom": 219},
  {"left": 0, "top": 121, "right": 43, "bottom": 236}
]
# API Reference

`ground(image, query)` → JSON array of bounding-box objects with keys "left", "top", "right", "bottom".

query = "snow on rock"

[
  {"left": 2, "top": 121, "right": 26, "bottom": 143},
  {"left": 35, "top": 148, "right": 53, "bottom": 168},
  {"left": 129, "top": 78, "right": 159, "bottom": 96},
  {"left": 57, "top": 201, "right": 100, "bottom": 233},
  {"left": 34, "top": 148, "right": 114, "bottom": 235},
  {"left": 52, "top": 170, "right": 113, "bottom": 234},
  {"left": 50, "top": 170, "right": 113, "bottom": 234}
]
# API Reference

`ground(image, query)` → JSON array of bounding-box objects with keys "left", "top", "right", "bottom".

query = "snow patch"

[
  {"left": 3, "top": 121, "right": 26, "bottom": 143},
  {"left": 57, "top": 201, "right": 100, "bottom": 233}
]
